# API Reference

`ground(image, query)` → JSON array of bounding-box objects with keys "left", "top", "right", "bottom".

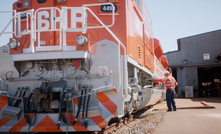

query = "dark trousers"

[{"left": 166, "top": 89, "right": 177, "bottom": 111}]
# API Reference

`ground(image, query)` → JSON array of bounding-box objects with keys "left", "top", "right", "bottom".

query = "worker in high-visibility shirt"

[{"left": 155, "top": 71, "right": 178, "bottom": 111}]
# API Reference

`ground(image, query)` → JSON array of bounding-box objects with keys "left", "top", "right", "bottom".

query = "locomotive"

[{"left": 0, "top": 0, "right": 168, "bottom": 132}]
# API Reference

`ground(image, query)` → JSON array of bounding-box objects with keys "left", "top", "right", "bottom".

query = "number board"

[
  {"left": 21, "top": 12, "right": 27, "bottom": 19},
  {"left": 100, "top": 5, "right": 118, "bottom": 12}
]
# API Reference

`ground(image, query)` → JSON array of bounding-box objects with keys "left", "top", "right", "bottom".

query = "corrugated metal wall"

[{"left": 164, "top": 30, "right": 221, "bottom": 97}]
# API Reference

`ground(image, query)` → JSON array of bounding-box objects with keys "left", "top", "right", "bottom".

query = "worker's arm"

[
  {"left": 172, "top": 77, "right": 178, "bottom": 87},
  {"left": 175, "top": 81, "right": 178, "bottom": 87},
  {"left": 154, "top": 78, "right": 165, "bottom": 82}
]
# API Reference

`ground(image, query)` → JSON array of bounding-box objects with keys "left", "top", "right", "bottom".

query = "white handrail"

[
  {"left": 98, "top": 66, "right": 110, "bottom": 77},
  {"left": 0, "top": 10, "right": 18, "bottom": 38},
  {"left": 83, "top": 4, "right": 127, "bottom": 94},
  {"left": 78, "top": 3, "right": 125, "bottom": 94},
  {"left": 83, "top": 3, "right": 126, "bottom": 94},
  {"left": 34, "top": 7, "right": 63, "bottom": 51},
  {"left": 83, "top": 3, "right": 115, "bottom": 30},
  {"left": 0, "top": 18, "right": 13, "bottom": 36},
  {"left": 154, "top": 56, "right": 166, "bottom": 79}
]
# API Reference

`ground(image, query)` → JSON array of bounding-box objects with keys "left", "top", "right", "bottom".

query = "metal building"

[{"left": 164, "top": 30, "right": 221, "bottom": 97}]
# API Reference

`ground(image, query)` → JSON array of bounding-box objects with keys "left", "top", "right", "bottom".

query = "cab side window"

[{"left": 37, "top": 0, "right": 47, "bottom": 3}]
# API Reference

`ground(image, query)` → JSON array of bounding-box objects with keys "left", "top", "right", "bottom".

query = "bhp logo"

[{"left": 37, "top": 7, "right": 84, "bottom": 31}]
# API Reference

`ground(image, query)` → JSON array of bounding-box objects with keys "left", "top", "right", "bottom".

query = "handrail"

[
  {"left": 154, "top": 56, "right": 166, "bottom": 79},
  {"left": 84, "top": 6, "right": 126, "bottom": 94},
  {"left": 0, "top": 10, "right": 18, "bottom": 38},
  {"left": 83, "top": 3, "right": 115, "bottom": 30},
  {"left": 81, "top": 3, "right": 125, "bottom": 94},
  {"left": 142, "top": 2, "right": 153, "bottom": 37},
  {"left": 34, "top": 7, "right": 63, "bottom": 51}
]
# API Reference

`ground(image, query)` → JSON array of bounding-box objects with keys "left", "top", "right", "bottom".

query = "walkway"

[{"left": 152, "top": 97, "right": 221, "bottom": 134}]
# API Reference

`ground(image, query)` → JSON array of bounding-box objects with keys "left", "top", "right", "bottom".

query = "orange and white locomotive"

[{"left": 0, "top": 0, "right": 168, "bottom": 132}]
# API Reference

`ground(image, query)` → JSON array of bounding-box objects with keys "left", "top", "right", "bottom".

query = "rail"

[
  {"left": 154, "top": 56, "right": 166, "bottom": 79},
  {"left": 142, "top": 0, "right": 153, "bottom": 38},
  {"left": 0, "top": 11, "right": 17, "bottom": 37},
  {"left": 34, "top": 7, "right": 63, "bottom": 51},
  {"left": 0, "top": 3, "right": 116, "bottom": 52}
]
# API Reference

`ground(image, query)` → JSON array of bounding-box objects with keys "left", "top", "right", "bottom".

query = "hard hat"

[{"left": 165, "top": 71, "right": 170, "bottom": 75}]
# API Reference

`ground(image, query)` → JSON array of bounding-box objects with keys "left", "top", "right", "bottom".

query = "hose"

[
  {"left": 10, "top": 87, "right": 20, "bottom": 105},
  {"left": 13, "top": 87, "right": 24, "bottom": 107},
  {"left": 18, "top": 87, "right": 23, "bottom": 97},
  {"left": 25, "top": 92, "right": 33, "bottom": 113},
  {"left": 57, "top": 90, "right": 66, "bottom": 129},
  {"left": 73, "top": 89, "right": 84, "bottom": 125},
  {"left": 24, "top": 92, "right": 36, "bottom": 130},
  {"left": 65, "top": 95, "right": 72, "bottom": 125},
  {"left": 84, "top": 91, "right": 91, "bottom": 128},
  {"left": 81, "top": 88, "right": 87, "bottom": 126}
]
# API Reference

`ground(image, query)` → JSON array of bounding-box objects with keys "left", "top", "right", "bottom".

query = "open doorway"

[
  {"left": 198, "top": 67, "right": 221, "bottom": 97},
  {"left": 172, "top": 68, "right": 178, "bottom": 97}
]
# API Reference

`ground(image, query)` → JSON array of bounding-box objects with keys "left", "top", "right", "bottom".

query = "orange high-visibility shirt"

[{"left": 155, "top": 76, "right": 177, "bottom": 90}]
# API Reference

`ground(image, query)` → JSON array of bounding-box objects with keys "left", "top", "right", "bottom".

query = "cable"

[
  {"left": 73, "top": 89, "right": 84, "bottom": 125},
  {"left": 57, "top": 90, "right": 66, "bottom": 129}
]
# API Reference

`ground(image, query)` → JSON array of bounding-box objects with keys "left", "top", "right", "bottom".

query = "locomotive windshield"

[{"left": 37, "top": 0, "right": 47, "bottom": 4}]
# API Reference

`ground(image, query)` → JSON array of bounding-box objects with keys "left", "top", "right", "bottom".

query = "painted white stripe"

[
  {"left": 102, "top": 89, "right": 118, "bottom": 105},
  {"left": 87, "top": 118, "right": 101, "bottom": 131},
  {"left": 98, "top": 101, "right": 113, "bottom": 122},
  {"left": 165, "top": 84, "right": 175, "bottom": 86}
]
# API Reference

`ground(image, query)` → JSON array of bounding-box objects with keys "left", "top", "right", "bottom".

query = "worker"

[{"left": 154, "top": 71, "right": 178, "bottom": 111}]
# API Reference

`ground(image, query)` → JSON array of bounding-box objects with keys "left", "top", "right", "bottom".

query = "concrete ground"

[{"left": 152, "top": 97, "right": 221, "bottom": 134}]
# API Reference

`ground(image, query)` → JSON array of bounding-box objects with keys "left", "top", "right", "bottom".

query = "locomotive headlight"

[
  {"left": 76, "top": 35, "right": 88, "bottom": 46},
  {"left": 109, "top": 0, "right": 116, "bottom": 2},
  {"left": 56, "top": 0, "right": 67, "bottom": 2},
  {"left": 99, "top": 0, "right": 105, "bottom": 2},
  {"left": 8, "top": 39, "right": 20, "bottom": 50},
  {"left": 23, "top": 0, "right": 31, "bottom": 8}
]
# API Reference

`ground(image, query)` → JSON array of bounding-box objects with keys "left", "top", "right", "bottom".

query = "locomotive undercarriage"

[
  {"left": 123, "top": 62, "right": 158, "bottom": 114},
  {"left": 2, "top": 58, "right": 108, "bottom": 127}
]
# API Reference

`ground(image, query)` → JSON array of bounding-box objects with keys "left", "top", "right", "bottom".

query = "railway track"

[
  {"left": 94, "top": 103, "right": 167, "bottom": 134},
  {"left": 95, "top": 115, "right": 135, "bottom": 134}
]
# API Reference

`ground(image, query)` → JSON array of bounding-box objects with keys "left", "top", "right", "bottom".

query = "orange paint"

[
  {"left": 0, "top": 118, "right": 10, "bottom": 128},
  {"left": 0, "top": 96, "right": 8, "bottom": 111},
  {"left": 71, "top": 119, "right": 89, "bottom": 132},
  {"left": 112, "top": 88, "right": 117, "bottom": 93},
  {"left": 160, "top": 56, "right": 169, "bottom": 69},
  {"left": 73, "top": 97, "right": 78, "bottom": 105},
  {"left": 9, "top": 117, "right": 27, "bottom": 132},
  {"left": 97, "top": 92, "right": 117, "bottom": 116},
  {"left": 154, "top": 38, "right": 163, "bottom": 59},
  {"left": 90, "top": 115, "right": 107, "bottom": 129},
  {"left": 31, "top": 115, "right": 62, "bottom": 132}
]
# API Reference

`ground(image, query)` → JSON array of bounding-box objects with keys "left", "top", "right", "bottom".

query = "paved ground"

[{"left": 152, "top": 97, "right": 221, "bottom": 134}]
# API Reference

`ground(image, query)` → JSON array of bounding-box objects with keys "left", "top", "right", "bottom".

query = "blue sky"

[
  {"left": 0, "top": 0, "right": 221, "bottom": 53},
  {"left": 145, "top": 0, "right": 221, "bottom": 53}
]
